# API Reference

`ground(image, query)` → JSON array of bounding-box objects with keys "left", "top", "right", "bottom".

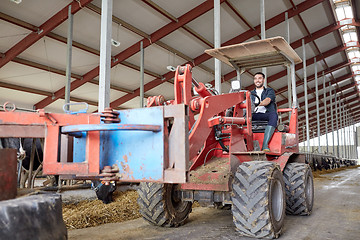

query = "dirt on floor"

[
  {"left": 62, "top": 190, "right": 141, "bottom": 229},
  {"left": 63, "top": 165, "right": 358, "bottom": 230}
]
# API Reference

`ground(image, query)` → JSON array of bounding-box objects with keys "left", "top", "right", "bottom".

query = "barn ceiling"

[{"left": 0, "top": 0, "right": 359, "bottom": 141}]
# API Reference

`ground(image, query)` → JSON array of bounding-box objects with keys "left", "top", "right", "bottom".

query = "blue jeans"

[{"left": 252, "top": 112, "right": 278, "bottom": 127}]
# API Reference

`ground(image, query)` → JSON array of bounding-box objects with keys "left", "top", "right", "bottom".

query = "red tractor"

[
  {"left": 0, "top": 37, "right": 313, "bottom": 239},
  {"left": 137, "top": 37, "right": 314, "bottom": 239}
]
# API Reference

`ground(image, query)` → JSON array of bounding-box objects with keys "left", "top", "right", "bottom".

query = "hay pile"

[
  {"left": 62, "top": 190, "right": 141, "bottom": 229},
  {"left": 313, "top": 165, "right": 359, "bottom": 179}
]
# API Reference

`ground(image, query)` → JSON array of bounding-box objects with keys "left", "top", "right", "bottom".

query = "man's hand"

[{"left": 258, "top": 97, "right": 271, "bottom": 106}]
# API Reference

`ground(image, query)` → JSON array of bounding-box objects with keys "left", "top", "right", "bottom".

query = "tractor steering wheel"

[{"left": 251, "top": 93, "right": 261, "bottom": 107}]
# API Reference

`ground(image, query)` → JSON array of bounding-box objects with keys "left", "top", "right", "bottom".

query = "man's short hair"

[{"left": 254, "top": 72, "right": 265, "bottom": 78}]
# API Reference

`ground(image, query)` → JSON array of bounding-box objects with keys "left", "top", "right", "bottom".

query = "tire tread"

[
  {"left": 283, "top": 163, "right": 313, "bottom": 215},
  {"left": 231, "top": 161, "right": 284, "bottom": 239}
]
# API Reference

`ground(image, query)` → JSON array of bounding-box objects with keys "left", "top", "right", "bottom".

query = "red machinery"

[
  {"left": 0, "top": 37, "right": 314, "bottom": 239},
  {"left": 138, "top": 37, "right": 314, "bottom": 239}
]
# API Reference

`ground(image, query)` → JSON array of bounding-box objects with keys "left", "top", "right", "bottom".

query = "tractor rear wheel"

[
  {"left": 283, "top": 163, "right": 314, "bottom": 215},
  {"left": 231, "top": 161, "right": 286, "bottom": 239},
  {"left": 137, "top": 182, "right": 192, "bottom": 227}
]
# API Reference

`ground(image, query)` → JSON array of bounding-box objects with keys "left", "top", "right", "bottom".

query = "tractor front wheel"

[
  {"left": 137, "top": 182, "right": 192, "bottom": 227},
  {"left": 231, "top": 161, "right": 286, "bottom": 239}
]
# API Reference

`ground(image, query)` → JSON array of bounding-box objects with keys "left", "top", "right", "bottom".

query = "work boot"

[{"left": 262, "top": 125, "right": 275, "bottom": 152}]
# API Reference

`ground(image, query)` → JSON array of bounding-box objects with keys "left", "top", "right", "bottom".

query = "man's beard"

[{"left": 255, "top": 82, "right": 263, "bottom": 88}]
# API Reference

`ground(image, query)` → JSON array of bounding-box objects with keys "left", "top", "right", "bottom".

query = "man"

[{"left": 250, "top": 72, "right": 278, "bottom": 152}]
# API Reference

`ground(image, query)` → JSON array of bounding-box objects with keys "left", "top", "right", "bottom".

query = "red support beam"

[
  {"left": 0, "top": 0, "right": 93, "bottom": 69},
  {"left": 296, "top": 91, "right": 359, "bottom": 122},
  {"left": 297, "top": 88, "right": 357, "bottom": 118},
  {"left": 247, "top": 44, "right": 356, "bottom": 91},
  {"left": 302, "top": 104, "right": 360, "bottom": 130},
  {"left": 278, "top": 72, "right": 354, "bottom": 106},
  {"left": 282, "top": 90, "right": 358, "bottom": 125},
  {"left": 298, "top": 104, "right": 360, "bottom": 140},
  {"left": 300, "top": 105, "right": 360, "bottom": 134},
  {"left": 297, "top": 100, "right": 360, "bottom": 135},
  {"left": 110, "top": 0, "right": 326, "bottom": 107},
  {"left": 276, "top": 61, "right": 351, "bottom": 95},
  {"left": 35, "top": 0, "right": 222, "bottom": 109},
  {"left": 207, "top": 23, "right": 347, "bottom": 89}
]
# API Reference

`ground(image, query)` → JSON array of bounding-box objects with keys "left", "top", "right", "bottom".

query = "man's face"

[{"left": 254, "top": 74, "right": 265, "bottom": 88}]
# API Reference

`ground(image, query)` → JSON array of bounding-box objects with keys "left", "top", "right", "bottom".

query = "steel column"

[
  {"left": 341, "top": 103, "right": 345, "bottom": 158},
  {"left": 291, "top": 62, "right": 297, "bottom": 107},
  {"left": 335, "top": 92, "right": 340, "bottom": 158},
  {"left": 303, "top": 39, "right": 310, "bottom": 152},
  {"left": 349, "top": 116, "right": 352, "bottom": 158},
  {"left": 323, "top": 74, "right": 328, "bottom": 153},
  {"left": 350, "top": 117, "right": 353, "bottom": 158},
  {"left": 343, "top": 109, "right": 346, "bottom": 158},
  {"left": 339, "top": 100, "right": 343, "bottom": 158},
  {"left": 355, "top": 123, "right": 358, "bottom": 160},
  {"left": 260, "top": 0, "right": 267, "bottom": 86},
  {"left": 285, "top": 12, "right": 290, "bottom": 43},
  {"left": 312, "top": 130, "right": 315, "bottom": 153},
  {"left": 285, "top": 12, "right": 292, "bottom": 110},
  {"left": 329, "top": 83, "right": 335, "bottom": 155},
  {"left": 349, "top": 113, "right": 352, "bottom": 158},
  {"left": 344, "top": 104, "right": 347, "bottom": 158},
  {"left": 352, "top": 117, "right": 354, "bottom": 158},
  {"left": 314, "top": 57, "right": 320, "bottom": 151},
  {"left": 98, "top": 0, "right": 113, "bottom": 112},
  {"left": 344, "top": 107, "right": 347, "bottom": 158},
  {"left": 140, "top": 41, "right": 144, "bottom": 107},
  {"left": 345, "top": 109, "right": 349, "bottom": 158},
  {"left": 65, "top": 5, "right": 73, "bottom": 111},
  {"left": 287, "top": 69, "right": 292, "bottom": 108},
  {"left": 302, "top": 126, "right": 305, "bottom": 149},
  {"left": 350, "top": 115, "right": 353, "bottom": 158},
  {"left": 340, "top": 99, "right": 346, "bottom": 158},
  {"left": 214, "top": 0, "right": 221, "bottom": 94}
]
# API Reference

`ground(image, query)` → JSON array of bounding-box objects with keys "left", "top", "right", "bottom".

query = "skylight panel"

[
  {"left": 343, "top": 6, "right": 353, "bottom": 18},
  {"left": 343, "top": 32, "right": 351, "bottom": 42},
  {"left": 348, "top": 50, "right": 360, "bottom": 59},
  {"left": 352, "top": 65, "right": 360, "bottom": 72},
  {"left": 335, "top": 7, "right": 346, "bottom": 20},
  {"left": 343, "top": 31, "right": 358, "bottom": 42},
  {"left": 349, "top": 32, "right": 358, "bottom": 41}
]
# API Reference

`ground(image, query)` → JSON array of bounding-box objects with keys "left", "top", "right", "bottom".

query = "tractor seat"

[
  {"left": 252, "top": 120, "right": 289, "bottom": 133},
  {"left": 252, "top": 120, "right": 268, "bottom": 133}
]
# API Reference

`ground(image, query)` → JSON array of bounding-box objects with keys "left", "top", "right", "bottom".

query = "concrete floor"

[{"left": 69, "top": 167, "right": 360, "bottom": 240}]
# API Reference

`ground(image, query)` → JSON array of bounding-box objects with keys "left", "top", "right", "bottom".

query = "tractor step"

[
  {"left": 232, "top": 151, "right": 267, "bottom": 161},
  {"left": 232, "top": 151, "right": 266, "bottom": 155}
]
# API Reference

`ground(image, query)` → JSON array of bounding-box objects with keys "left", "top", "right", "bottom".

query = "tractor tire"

[
  {"left": 137, "top": 182, "right": 192, "bottom": 227},
  {"left": 231, "top": 161, "right": 285, "bottom": 239},
  {"left": 283, "top": 163, "right": 314, "bottom": 215}
]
